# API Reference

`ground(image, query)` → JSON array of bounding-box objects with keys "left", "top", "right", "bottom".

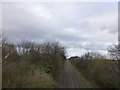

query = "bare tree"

[
  {"left": 108, "top": 43, "right": 120, "bottom": 60},
  {"left": 81, "top": 51, "right": 106, "bottom": 60}
]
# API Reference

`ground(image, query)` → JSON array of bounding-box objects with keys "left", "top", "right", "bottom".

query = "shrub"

[
  {"left": 70, "top": 54, "right": 119, "bottom": 88},
  {"left": 2, "top": 40, "right": 66, "bottom": 88},
  {"left": 3, "top": 62, "right": 56, "bottom": 88}
]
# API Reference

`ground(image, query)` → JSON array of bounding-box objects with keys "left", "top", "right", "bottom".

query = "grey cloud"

[
  {"left": 101, "top": 23, "right": 118, "bottom": 34},
  {"left": 2, "top": 2, "right": 118, "bottom": 57}
]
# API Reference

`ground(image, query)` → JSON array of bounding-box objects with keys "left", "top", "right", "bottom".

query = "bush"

[
  {"left": 70, "top": 53, "right": 119, "bottom": 88},
  {"left": 2, "top": 40, "right": 66, "bottom": 88},
  {"left": 3, "top": 62, "right": 55, "bottom": 88}
]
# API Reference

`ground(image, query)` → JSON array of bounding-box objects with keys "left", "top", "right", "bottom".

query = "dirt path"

[{"left": 61, "top": 60, "right": 85, "bottom": 88}]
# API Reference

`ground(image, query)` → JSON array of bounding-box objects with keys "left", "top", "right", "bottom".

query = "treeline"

[
  {"left": 2, "top": 39, "right": 66, "bottom": 88},
  {"left": 70, "top": 44, "right": 119, "bottom": 88}
]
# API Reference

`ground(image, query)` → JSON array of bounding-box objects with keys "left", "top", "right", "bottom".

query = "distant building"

[{"left": 68, "top": 56, "right": 80, "bottom": 60}]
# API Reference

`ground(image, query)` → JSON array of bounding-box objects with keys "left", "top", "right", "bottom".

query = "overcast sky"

[{"left": 2, "top": 2, "right": 118, "bottom": 58}]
